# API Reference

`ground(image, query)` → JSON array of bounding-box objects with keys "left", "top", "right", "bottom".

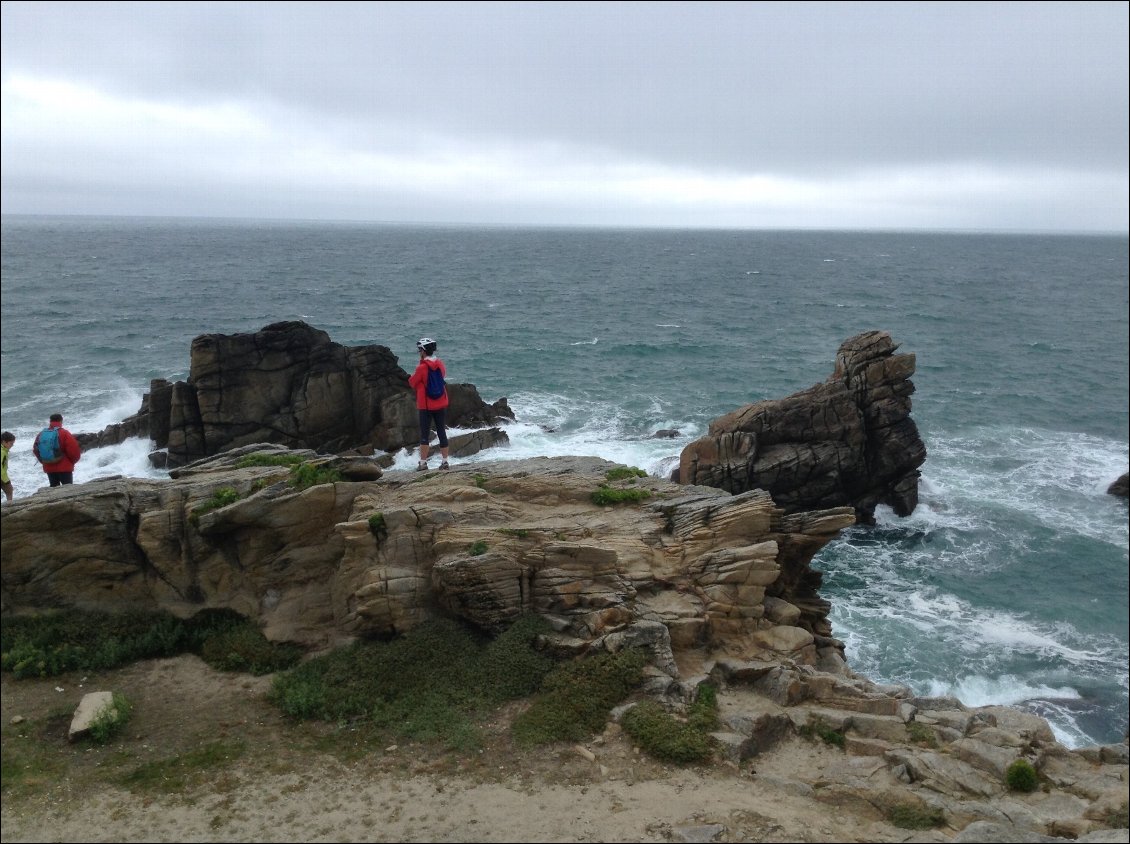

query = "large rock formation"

[
  {"left": 679, "top": 331, "right": 927, "bottom": 523},
  {"left": 75, "top": 321, "right": 514, "bottom": 467},
  {"left": 4, "top": 450, "right": 1128, "bottom": 844},
  {"left": 0, "top": 450, "right": 855, "bottom": 672}
]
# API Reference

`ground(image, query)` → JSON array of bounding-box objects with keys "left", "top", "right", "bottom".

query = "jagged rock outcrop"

[
  {"left": 0, "top": 451, "right": 854, "bottom": 670},
  {"left": 1108, "top": 472, "right": 1129, "bottom": 498},
  {"left": 74, "top": 321, "right": 514, "bottom": 467},
  {"left": 678, "top": 331, "right": 927, "bottom": 524}
]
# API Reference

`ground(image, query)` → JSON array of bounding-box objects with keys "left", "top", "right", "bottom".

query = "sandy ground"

[{"left": 0, "top": 655, "right": 921, "bottom": 843}]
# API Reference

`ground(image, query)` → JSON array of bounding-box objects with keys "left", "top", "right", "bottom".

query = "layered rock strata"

[
  {"left": 678, "top": 330, "right": 927, "bottom": 523},
  {"left": 0, "top": 452, "right": 853, "bottom": 671}
]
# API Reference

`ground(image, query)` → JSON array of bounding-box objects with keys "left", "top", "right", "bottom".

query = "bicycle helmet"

[{"left": 416, "top": 337, "right": 437, "bottom": 354}]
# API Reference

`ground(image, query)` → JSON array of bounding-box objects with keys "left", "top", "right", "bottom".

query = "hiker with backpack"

[
  {"left": 1, "top": 432, "right": 15, "bottom": 502},
  {"left": 407, "top": 337, "right": 450, "bottom": 471},
  {"left": 32, "top": 413, "right": 82, "bottom": 487}
]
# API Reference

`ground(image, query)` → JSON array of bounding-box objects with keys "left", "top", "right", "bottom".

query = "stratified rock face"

[
  {"left": 678, "top": 331, "right": 927, "bottom": 523},
  {"left": 75, "top": 321, "right": 514, "bottom": 467},
  {"left": 0, "top": 453, "right": 854, "bottom": 672}
]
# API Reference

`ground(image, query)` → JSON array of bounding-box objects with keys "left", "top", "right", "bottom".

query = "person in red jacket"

[
  {"left": 32, "top": 412, "right": 82, "bottom": 487},
  {"left": 407, "top": 337, "right": 450, "bottom": 471}
]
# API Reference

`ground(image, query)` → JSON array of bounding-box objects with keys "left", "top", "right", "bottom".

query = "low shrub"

[
  {"left": 199, "top": 625, "right": 302, "bottom": 675},
  {"left": 1005, "top": 758, "right": 1039, "bottom": 792},
  {"left": 511, "top": 648, "right": 647, "bottom": 747},
  {"left": 620, "top": 682, "right": 719, "bottom": 764},
  {"left": 468, "top": 540, "right": 489, "bottom": 556},
  {"left": 2, "top": 610, "right": 187, "bottom": 678}
]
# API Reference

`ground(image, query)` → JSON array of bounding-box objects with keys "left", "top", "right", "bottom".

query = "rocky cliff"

[
  {"left": 75, "top": 321, "right": 514, "bottom": 467},
  {"left": 678, "top": 330, "right": 927, "bottom": 524},
  {"left": 3, "top": 450, "right": 1127, "bottom": 842},
  {"left": 0, "top": 451, "right": 854, "bottom": 672}
]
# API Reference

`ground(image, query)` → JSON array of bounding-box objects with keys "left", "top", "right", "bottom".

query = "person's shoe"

[
  {"left": 439, "top": 460, "right": 450, "bottom": 470},
  {"left": 416, "top": 460, "right": 429, "bottom": 472}
]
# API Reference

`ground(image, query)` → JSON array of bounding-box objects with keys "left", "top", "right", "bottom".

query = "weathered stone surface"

[
  {"left": 0, "top": 453, "right": 851, "bottom": 667},
  {"left": 678, "top": 331, "right": 926, "bottom": 523},
  {"left": 74, "top": 321, "right": 514, "bottom": 467}
]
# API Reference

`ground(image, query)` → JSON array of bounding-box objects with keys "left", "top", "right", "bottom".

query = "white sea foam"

[{"left": 925, "top": 427, "right": 1130, "bottom": 546}]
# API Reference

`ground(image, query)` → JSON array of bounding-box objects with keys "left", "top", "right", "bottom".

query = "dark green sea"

[{"left": 2, "top": 215, "right": 1127, "bottom": 747}]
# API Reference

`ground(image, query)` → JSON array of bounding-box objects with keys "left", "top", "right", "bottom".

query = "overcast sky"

[{"left": 2, "top": 1, "right": 1127, "bottom": 231}]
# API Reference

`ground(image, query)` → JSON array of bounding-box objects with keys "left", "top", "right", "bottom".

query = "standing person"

[
  {"left": 32, "top": 413, "right": 82, "bottom": 487},
  {"left": 407, "top": 337, "right": 450, "bottom": 471},
  {"left": 1, "top": 432, "right": 14, "bottom": 502}
]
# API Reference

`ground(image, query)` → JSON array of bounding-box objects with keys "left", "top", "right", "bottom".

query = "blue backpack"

[
  {"left": 38, "top": 427, "right": 62, "bottom": 463},
  {"left": 426, "top": 366, "right": 446, "bottom": 400}
]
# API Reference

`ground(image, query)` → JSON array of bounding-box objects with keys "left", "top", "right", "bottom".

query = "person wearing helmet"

[{"left": 407, "top": 337, "right": 450, "bottom": 471}]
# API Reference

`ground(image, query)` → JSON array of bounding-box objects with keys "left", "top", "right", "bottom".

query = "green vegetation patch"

[
  {"left": 511, "top": 648, "right": 646, "bottom": 747},
  {"left": 604, "top": 467, "right": 648, "bottom": 482},
  {"left": 887, "top": 802, "right": 945, "bottom": 830},
  {"left": 368, "top": 512, "right": 387, "bottom": 541},
  {"left": 619, "top": 684, "right": 718, "bottom": 764},
  {"left": 1005, "top": 758, "right": 1039, "bottom": 792},
  {"left": 288, "top": 462, "right": 343, "bottom": 490},
  {"left": 591, "top": 486, "right": 651, "bottom": 506},
  {"left": 269, "top": 615, "right": 555, "bottom": 752},
  {"left": 468, "top": 540, "right": 489, "bottom": 556},
  {"left": 1, "top": 608, "right": 301, "bottom": 679},
  {"left": 118, "top": 739, "right": 247, "bottom": 794},
  {"left": 191, "top": 486, "right": 243, "bottom": 522}
]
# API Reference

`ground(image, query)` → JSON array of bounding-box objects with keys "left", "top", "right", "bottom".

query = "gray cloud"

[{"left": 2, "top": 1, "right": 1127, "bottom": 230}]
